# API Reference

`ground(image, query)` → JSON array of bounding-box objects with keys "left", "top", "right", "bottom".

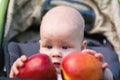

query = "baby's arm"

[
  {"left": 81, "top": 49, "right": 113, "bottom": 80},
  {"left": 9, "top": 55, "right": 27, "bottom": 78}
]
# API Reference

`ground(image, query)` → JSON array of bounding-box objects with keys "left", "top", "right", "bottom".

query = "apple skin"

[
  {"left": 17, "top": 53, "right": 57, "bottom": 80},
  {"left": 61, "top": 52, "right": 103, "bottom": 80}
]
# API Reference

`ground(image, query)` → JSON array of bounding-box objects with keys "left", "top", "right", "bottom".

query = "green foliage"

[
  {"left": 0, "top": 0, "right": 9, "bottom": 46},
  {"left": 118, "top": 0, "right": 120, "bottom": 4}
]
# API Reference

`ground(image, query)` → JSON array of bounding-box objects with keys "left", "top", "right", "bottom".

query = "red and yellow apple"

[
  {"left": 17, "top": 53, "right": 57, "bottom": 80},
  {"left": 61, "top": 52, "right": 103, "bottom": 80}
]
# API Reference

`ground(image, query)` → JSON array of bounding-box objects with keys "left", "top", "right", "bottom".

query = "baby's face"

[
  {"left": 40, "top": 27, "right": 82, "bottom": 74},
  {"left": 39, "top": 5, "right": 85, "bottom": 74}
]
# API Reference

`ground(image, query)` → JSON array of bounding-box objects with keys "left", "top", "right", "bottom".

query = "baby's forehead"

[
  {"left": 40, "top": 6, "right": 84, "bottom": 39},
  {"left": 41, "top": 13, "right": 83, "bottom": 34},
  {"left": 41, "top": 26, "right": 82, "bottom": 44},
  {"left": 42, "top": 22, "right": 80, "bottom": 35},
  {"left": 41, "top": 6, "right": 84, "bottom": 28},
  {"left": 41, "top": 18, "right": 83, "bottom": 41}
]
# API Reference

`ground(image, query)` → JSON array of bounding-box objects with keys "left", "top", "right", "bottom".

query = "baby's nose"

[{"left": 51, "top": 50, "right": 62, "bottom": 58}]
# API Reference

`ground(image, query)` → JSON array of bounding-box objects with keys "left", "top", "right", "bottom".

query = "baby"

[{"left": 9, "top": 5, "right": 113, "bottom": 80}]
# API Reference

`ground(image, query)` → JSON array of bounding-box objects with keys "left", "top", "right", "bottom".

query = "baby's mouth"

[
  {"left": 53, "top": 62, "right": 61, "bottom": 74},
  {"left": 53, "top": 62, "right": 60, "bottom": 68}
]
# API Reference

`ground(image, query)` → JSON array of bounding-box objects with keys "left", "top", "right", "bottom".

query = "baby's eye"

[
  {"left": 62, "top": 46, "right": 68, "bottom": 49},
  {"left": 47, "top": 45, "right": 52, "bottom": 49}
]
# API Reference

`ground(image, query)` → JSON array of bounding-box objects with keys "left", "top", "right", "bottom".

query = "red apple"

[
  {"left": 17, "top": 53, "right": 57, "bottom": 80},
  {"left": 61, "top": 52, "right": 103, "bottom": 80}
]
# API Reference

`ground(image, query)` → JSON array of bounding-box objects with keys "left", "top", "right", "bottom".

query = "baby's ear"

[
  {"left": 81, "top": 40, "right": 87, "bottom": 50},
  {"left": 39, "top": 40, "right": 41, "bottom": 43}
]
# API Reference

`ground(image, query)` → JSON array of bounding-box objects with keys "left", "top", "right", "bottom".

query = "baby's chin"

[
  {"left": 55, "top": 67, "right": 61, "bottom": 74},
  {"left": 55, "top": 66, "right": 63, "bottom": 80}
]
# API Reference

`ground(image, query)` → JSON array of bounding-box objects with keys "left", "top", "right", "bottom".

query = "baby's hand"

[
  {"left": 9, "top": 55, "right": 27, "bottom": 78},
  {"left": 81, "top": 49, "right": 113, "bottom": 80},
  {"left": 81, "top": 49, "right": 108, "bottom": 69}
]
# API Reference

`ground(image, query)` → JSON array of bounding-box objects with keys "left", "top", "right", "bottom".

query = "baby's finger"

[
  {"left": 20, "top": 55, "right": 27, "bottom": 62},
  {"left": 94, "top": 53, "right": 104, "bottom": 62},
  {"left": 16, "top": 59, "right": 24, "bottom": 67},
  {"left": 9, "top": 72, "right": 14, "bottom": 78},
  {"left": 9, "top": 70, "right": 15, "bottom": 78},
  {"left": 94, "top": 53, "right": 108, "bottom": 70},
  {"left": 102, "top": 62, "right": 108, "bottom": 70},
  {"left": 15, "top": 55, "right": 27, "bottom": 67},
  {"left": 81, "top": 49, "right": 96, "bottom": 56},
  {"left": 9, "top": 55, "right": 27, "bottom": 78},
  {"left": 9, "top": 59, "right": 21, "bottom": 78},
  {"left": 9, "top": 65, "right": 19, "bottom": 78}
]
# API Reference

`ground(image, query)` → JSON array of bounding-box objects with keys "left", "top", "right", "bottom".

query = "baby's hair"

[{"left": 40, "top": 5, "right": 85, "bottom": 44}]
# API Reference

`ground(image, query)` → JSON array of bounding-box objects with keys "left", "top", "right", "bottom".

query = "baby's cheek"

[
  {"left": 62, "top": 49, "right": 81, "bottom": 58},
  {"left": 42, "top": 52, "right": 50, "bottom": 56},
  {"left": 40, "top": 49, "right": 49, "bottom": 55},
  {"left": 62, "top": 52, "right": 71, "bottom": 58}
]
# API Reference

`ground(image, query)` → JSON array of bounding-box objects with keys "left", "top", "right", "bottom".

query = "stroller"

[{"left": 0, "top": 0, "right": 120, "bottom": 80}]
